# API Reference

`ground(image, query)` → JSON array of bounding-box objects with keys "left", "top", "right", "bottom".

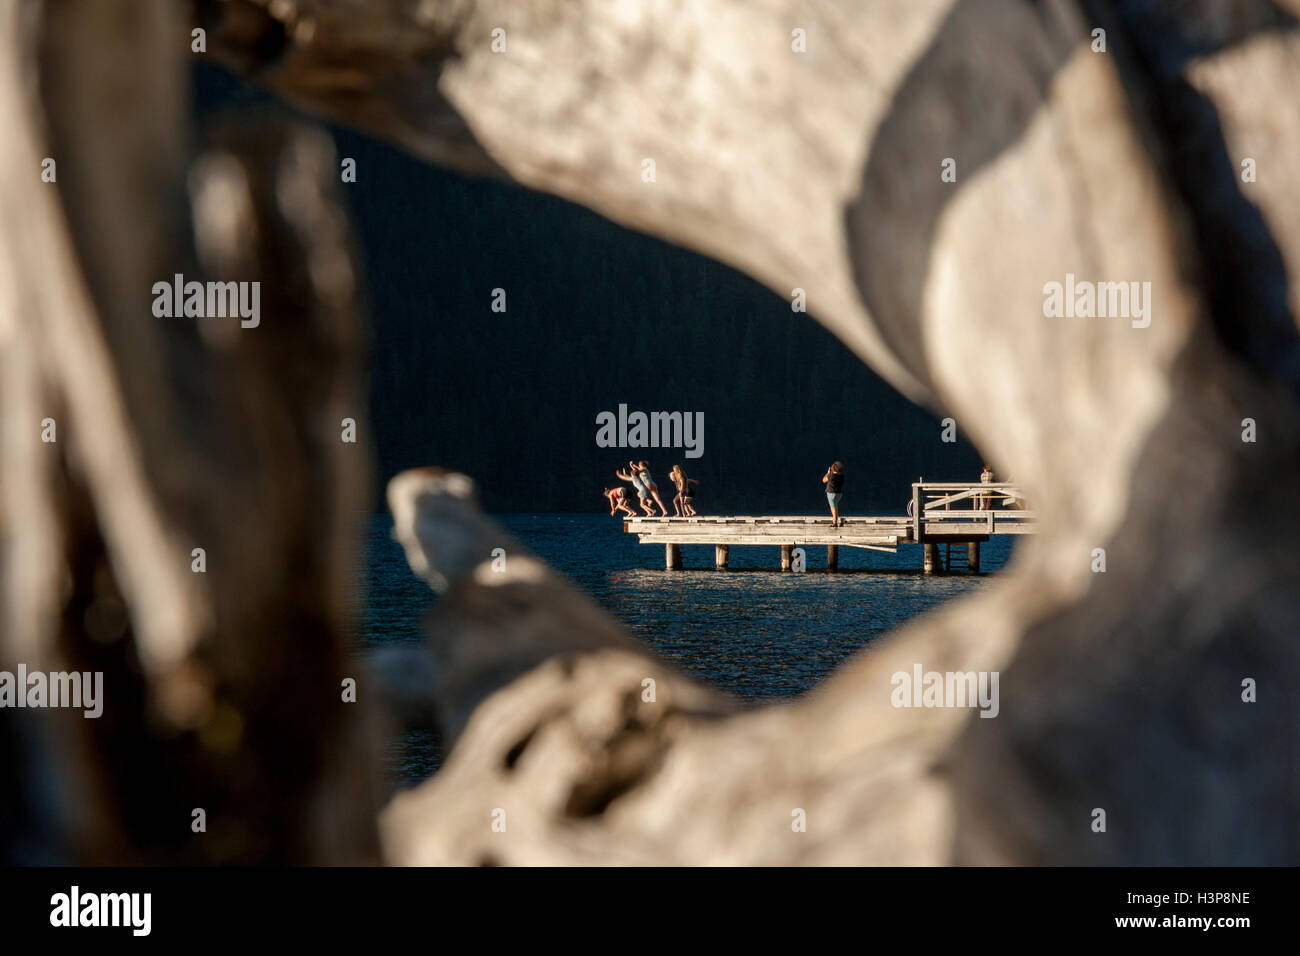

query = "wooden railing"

[{"left": 910, "top": 481, "right": 1035, "bottom": 540}]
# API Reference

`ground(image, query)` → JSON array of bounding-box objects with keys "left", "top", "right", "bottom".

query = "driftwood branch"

[
  {"left": 3, "top": 0, "right": 1297, "bottom": 864},
  {"left": 1, "top": 0, "right": 378, "bottom": 863},
  {"left": 211, "top": 0, "right": 1298, "bottom": 864}
]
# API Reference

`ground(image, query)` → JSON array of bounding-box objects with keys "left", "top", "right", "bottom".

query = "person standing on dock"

[
  {"left": 823, "top": 461, "right": 845, "bottom": 527},
  {"left": 978, "top": 464, "right": 994, "bottom": 510}
]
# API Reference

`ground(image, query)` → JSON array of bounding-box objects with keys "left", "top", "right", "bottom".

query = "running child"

[
  {"left": 637, "top": 461, "right": 669, "bottom": 516},
  {"left": 670, "top": 465, "right": 700, "bottom": 516}
]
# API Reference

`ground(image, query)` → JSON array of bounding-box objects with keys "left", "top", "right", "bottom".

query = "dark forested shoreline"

[{"left": 196, "top": 65, "right": 982, "bottom": 514}]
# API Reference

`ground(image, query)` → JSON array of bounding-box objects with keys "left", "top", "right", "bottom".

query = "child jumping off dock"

[
  {"left": 636, "top": 461, "right": 670, "bottom": 516},
  {"left": 605, "top": 486, "right": 637, "bottom": 517},
  {"left": 615, "top": 462, "right": 659, "bottom": 516}
]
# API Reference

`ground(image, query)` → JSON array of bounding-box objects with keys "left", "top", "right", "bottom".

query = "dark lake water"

[{"left": 353, "top": 513, "right": 1015, "bottom": 789}]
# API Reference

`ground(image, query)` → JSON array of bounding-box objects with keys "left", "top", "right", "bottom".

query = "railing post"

[{"left": 911, "top": 481, "right": 922, "bottom": 544}]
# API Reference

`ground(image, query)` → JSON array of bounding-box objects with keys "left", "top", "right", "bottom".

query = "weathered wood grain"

[
  {"left": 1, "top": 0, "right": 380, "bottom": 863},
  {"left": 3, "top": 0, "right": 1297, "bottom": 865},
  {"left": 245, "top": 0, "right": 1293, "bottom": 864}
]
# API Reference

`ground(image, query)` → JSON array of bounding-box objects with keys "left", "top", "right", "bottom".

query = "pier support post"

[
  {"left": 970, "top": 541, "right": 981, "bottom": 573},
  {"left": 826, "top": 545, "right": 839, "bottom": 571},
  {"left": 666, "top": 543, "right": 682, "bottom": 570},
  {"left": 780, "top": 545, "right": 793, "bottom": 571},
  {"left": 715, "top": 544, "right": 729, "bottom": 570},
  {"left": 923, "top": 542, "right": 942, "bottom": 574}
]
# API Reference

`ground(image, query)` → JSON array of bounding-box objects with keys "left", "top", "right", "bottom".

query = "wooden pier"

[{"left": 624, "top": 482, "right": 1035, "bottom": 572}]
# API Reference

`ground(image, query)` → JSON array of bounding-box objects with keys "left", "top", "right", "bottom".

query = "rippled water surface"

[{"left": 354, "top": 513, "right": 1016, "bottom": 788}]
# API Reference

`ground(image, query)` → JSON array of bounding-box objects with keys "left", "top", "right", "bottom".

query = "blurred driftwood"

[
  {"left": 0, "top": 0, "right": 379, "bottom": 862},
  {"left": 208, "top": 0, "right": 1299, "bottom": 864}
]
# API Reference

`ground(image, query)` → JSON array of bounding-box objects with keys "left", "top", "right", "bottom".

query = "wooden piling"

[
  {"left": 715, "top": 544, "right": 729, "bottom": 570},
  {"left": 666, "top": 543, "right": 682, "bottom": 570},
  {"left": 826, "top": 544, "right": 839, "bottom": 571},
  {"left": 970, "top": 541, "right": 981, "bottom": 573},
  {"left": 923, "top": 542, "right": 942, "bottom": 574},
  {"left": 780, "top": 544, "right": 793, "bottom": 571}
]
